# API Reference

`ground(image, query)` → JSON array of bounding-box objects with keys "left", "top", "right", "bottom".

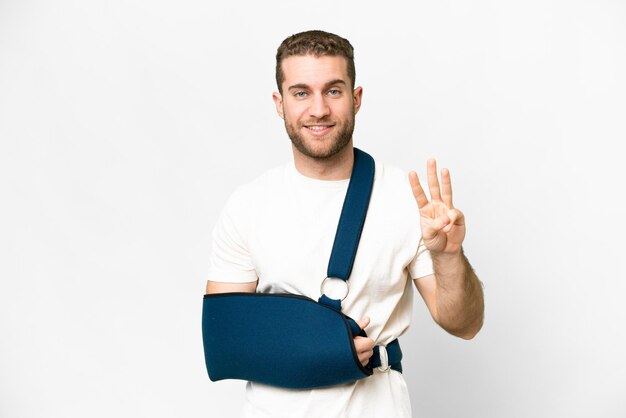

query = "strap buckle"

[
  {"left": 320, "top": 277, "right": 350, "bottom": 301},
  {"left": 377, "top": 345, "right": 391, "bottom": 372}
]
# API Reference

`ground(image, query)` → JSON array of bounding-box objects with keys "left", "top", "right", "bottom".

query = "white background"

[{"left": 1, "top": 1, "right": 625, "bottom": 417}]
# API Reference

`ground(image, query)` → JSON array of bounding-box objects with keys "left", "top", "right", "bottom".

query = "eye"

[
  {"left": 294, "top": 91, "right": 307, "bottom": 98},
  {"left": 328, "top": 89, "right": 341, "bottom": 96}
]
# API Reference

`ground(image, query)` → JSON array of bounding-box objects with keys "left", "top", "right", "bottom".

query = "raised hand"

[{"left": 408, "top": 160, "right": 466, "bottom": 255}]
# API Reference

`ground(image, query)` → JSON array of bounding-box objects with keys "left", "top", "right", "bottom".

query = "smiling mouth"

[{"left": 304, "top": 124, "right": 335, "bottom": 136}]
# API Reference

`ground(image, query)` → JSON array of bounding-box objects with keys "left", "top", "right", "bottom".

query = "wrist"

[
  {"left": 431, "top": 248, "right": 466, "bottom": 282},
  {"left": 431, "top": 248, "right": 464, "bottom": 264}
]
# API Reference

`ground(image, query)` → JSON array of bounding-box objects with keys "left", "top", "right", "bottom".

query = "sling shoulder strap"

[{"left": 326, "top": 147, "right": 375, "bottom": 283}]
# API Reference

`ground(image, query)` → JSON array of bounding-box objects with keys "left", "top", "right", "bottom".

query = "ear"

[
  {"left": 353, "top": 86, "right": 363, "bottom": 115},
  {"left": 272, "top": 92, "right": 284, "bottom": 119}
]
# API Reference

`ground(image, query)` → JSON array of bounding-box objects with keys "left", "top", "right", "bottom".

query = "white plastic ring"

[
  {"left": 320, "top": 277, "right": 350, "bottom": 301},
  {"left": 377, "top": 345, "right": 390, "bottom": 372}
]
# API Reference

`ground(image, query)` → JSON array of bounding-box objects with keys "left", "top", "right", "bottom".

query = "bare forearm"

[
  {"left": 205, "top": 280, "right": 258, "bottom": 294},
  {"left": 432, "top": 249, "right": 484, "bottom": 339}
]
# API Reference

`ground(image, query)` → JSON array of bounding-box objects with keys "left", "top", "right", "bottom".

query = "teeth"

[{"left": 308, "top": 126, "right": 328, "bottom": 131}]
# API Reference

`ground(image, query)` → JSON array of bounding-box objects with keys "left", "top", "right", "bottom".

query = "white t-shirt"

[{"left": 207, "top": 158, "right": 434, "bottom": 418}]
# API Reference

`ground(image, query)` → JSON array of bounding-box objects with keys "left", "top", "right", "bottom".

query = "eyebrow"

[{"left": 287, "top": 79, "right": 347, "bottom": 91}]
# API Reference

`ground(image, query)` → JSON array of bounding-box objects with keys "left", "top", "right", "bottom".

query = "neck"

[{"left": 292, "top": 141, "right": 354, "bottom": 180}]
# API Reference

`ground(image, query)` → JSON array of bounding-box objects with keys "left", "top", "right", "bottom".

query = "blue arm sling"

[{"left": 202, "top": 148, "right": 402, "bottom": 389}]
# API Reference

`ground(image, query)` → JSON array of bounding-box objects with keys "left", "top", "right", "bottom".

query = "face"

[{"left": 273, "top": 55, "right": 362, "bottom": 160}]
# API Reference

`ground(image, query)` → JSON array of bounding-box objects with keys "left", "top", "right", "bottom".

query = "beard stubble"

[{"left": 284, "top": 111, "right": 355, "bottom": 160}]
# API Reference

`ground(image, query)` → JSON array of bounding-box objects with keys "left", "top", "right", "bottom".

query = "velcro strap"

[
  {"left": 318, "top": 294, "right": 342, "bottom": 311},
  {"left": 370, "top": 339, "right": 403, "bottom": 373}
]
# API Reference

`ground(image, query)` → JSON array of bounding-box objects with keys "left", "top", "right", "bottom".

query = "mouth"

[{"left": 303, "top": 124, "right": 335, "bottom": 137}]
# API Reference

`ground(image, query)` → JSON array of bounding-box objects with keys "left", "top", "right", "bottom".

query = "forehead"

[{"left": 280, "top": 55, "right": 349, "bottom": 89}]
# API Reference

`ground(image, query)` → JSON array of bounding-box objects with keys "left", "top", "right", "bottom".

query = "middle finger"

[{"left": 427, "top": 159, "right": 442, "bottom": 201}]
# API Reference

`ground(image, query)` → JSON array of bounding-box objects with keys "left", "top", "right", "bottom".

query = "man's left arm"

[
  {"left": 414, "top": 253, "right": 484, "bottom": 339},
  {"left": 409, "top": 160, "right": 484, "bottom": 339}
]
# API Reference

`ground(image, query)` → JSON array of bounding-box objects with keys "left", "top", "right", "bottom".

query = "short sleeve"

[
  {"left": 207, "top": 190, "right": 258, "bottom": 283},
  {"left": 407, "top": 238, "right": 434, "bottom": 279}
]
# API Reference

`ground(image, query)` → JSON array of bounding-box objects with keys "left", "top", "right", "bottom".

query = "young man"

[{"left": 205, "top": 30, "right": 484, "bottom": 418}]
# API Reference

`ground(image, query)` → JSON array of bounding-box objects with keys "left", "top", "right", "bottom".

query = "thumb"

[{"left": 356, "top": 316, "right": 370, "bottom": 330}]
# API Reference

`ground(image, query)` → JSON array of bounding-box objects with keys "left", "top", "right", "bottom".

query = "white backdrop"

[{"left": 1, "top": 1, "right": 625, "bottom": 417}]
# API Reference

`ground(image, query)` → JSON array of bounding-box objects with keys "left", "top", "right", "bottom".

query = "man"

[{"left": 205, "top": 30, "right": 484, "bottom": 418}]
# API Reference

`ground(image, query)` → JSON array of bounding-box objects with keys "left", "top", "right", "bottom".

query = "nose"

[{"left": 308, "top": 93, "right": 330, "bottom": 119}]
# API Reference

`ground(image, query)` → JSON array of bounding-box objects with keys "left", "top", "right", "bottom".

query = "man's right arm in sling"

[{"left": 205, "top": 280, "right": 258, "bottom": 295}]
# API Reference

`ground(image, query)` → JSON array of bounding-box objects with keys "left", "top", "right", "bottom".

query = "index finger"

[
  {"left": 441, "top": 168, "right": 454, "bottom": 208},
  {"left": 409, "top": 171, "right": 429, "bottom": 209}
]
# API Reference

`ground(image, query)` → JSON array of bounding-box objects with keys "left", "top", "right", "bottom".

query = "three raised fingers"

[{"left": 409, "top": 160, "right": 454, "bottom": 209}]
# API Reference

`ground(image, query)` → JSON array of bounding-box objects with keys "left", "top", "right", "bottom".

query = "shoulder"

[
  {"left": 224, "top": 163, "right": 290, "bottom": 211},
  {"left": 375, "top": 161, "right": 409, "bottom": 182},
  {"left": 369, "top": 159, "right": 419, "bottom": 216},
  {"left": 373, "top": 161, "right": 413, "bottom": 195}
]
